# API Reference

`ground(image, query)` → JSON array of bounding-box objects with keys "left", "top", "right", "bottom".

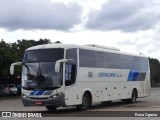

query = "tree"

[
  {"left": 0, "top": 40, "right": 17, "bottom": 75},
  {"left": 149, "top": 58, "right": 160, "bottom": 86},
  {"left": 55, "top": 41, "right": 61, "bottom": 43}
]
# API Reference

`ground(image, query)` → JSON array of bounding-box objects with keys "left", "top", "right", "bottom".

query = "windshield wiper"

[{"left": 23, "top": 62, "right": 40, "bottom": 81}]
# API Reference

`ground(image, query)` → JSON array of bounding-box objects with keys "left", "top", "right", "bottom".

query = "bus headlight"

[
  {"left": 22, "top": 94, "right": 30, "bottom": 99},
  {"left": 49, "top": 94, "right": 59, "bottom": 99}
]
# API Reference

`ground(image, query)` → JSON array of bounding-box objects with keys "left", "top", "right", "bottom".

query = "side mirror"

[
  {"left": 55, "top": 59, "right": 75, "bottom": 73},
  {"left": 10, "top": 62, "right": 22, "bottom": 75},
  {"left": 55, "top": 62, "right": 61, "bottom": 73},
  {"left": 10, "top": 65, "right": 14, "bottom": 75}
]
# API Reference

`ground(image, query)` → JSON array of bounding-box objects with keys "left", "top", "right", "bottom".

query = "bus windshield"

[{"left": 22, "top": 49, "right": 64, "bottom": 90}]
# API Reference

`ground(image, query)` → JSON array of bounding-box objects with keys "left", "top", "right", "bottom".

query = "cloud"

[
  {"left": 118, "top": 40, "right": 137, "bottom": 46},
  {"left": 0, "top": 0, "right": 82, "bottom": 31},
  {"left": 147, "top": 40, "right": 160, "bottom": 54},
  {"left": 86, "top": 0, "right": 160, "bottom": 32},
  {"left": 117, "top": 24, "right": 160, "bottom": 59}
]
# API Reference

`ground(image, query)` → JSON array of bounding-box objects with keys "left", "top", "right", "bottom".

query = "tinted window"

[
  {"left": 79, "top": 49, "right": 95, "bottom": 67},
  {"left": 140, "top": 58, "right": 148, "bottom": 71},
  {"left": 65, "top": 64, "right": 76, "bottom": 86},
  {"left": 120, "top": 55, "right": 132, "bottom": 69},
  {"left": 132, "top": 57, "right": 140, "bottom": 70},
  {"left": 24, "top": 49, "right": 64, "bottom": 62},
  {"left": 95, "top": 52, "right": 108, "bottom": 68},
  {"left": 108, "top": 53, "right": 121, "bottom": 68},
  {"left": 79, "top": 49, "right": 147, "bottom": 71},
  {"left": 66, "top": 49, "right": 77, "bottom": 62}
]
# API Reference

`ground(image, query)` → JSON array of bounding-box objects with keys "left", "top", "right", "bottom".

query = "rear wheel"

[
  {"left": 76, "top": 93, "right": 91, "bottom": 111},
  {"left": 130, "top": 89, "right": 137, "bottom": 103},
  {"left": 45, "top": 106, "right": 57, "bottom": 111},
  {"left": 123, "top": 89, "right": 137, "bottom": 103}
]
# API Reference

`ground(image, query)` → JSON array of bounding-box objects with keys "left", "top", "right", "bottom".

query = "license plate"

[{"left": 35, "top": 101, "right": 43, "bottom": 105}]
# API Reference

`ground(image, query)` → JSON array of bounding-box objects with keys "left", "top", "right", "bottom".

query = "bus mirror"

[
  {"left": 55, "top": 62, "right": 60, "bottom": 73},
  {"left": 55, "top": 59, "right": 67, "bottom": 73},
  {"left": 10, "top": 62, "right": 22, "bottom": 75},
  {"left": 55, "top": 59, "right": 75, "bottom": 73},
  {"left": 10, "top": 65, "right": 14, "bottom": 75}
]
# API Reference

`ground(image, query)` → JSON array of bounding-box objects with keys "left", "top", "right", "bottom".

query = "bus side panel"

[
  {"left": 144, "top": 71, "right": 151, "bottom": 96},
  {"left": 64, "top": 82, "right": 82, "bottom": 106},
  {"left": 101, "top": 69, "right": 130, "bottom": 101},
  {"left": 138, "top": 71, "right": 150, "bottom": 97},
  {"left": 79, "top": 67, "right": 95, "bottom": 102},
  {"left": 102, "top": 82, "right": 131, "bottom": 102},
  {"left": 102, "top": 82, "right": 112, "bottom": 101},
  {"left": 94, "top": 81, "right": 103, "bottom": 102}
]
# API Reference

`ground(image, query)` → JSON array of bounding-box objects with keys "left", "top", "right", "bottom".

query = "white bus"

[{"left": 10, "top": 44, "right": 150, "bottom": 111}]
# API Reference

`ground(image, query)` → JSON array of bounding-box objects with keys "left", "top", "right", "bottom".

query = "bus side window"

[{"left": 65, "top": 64, "right": 76, "bottom": 86}]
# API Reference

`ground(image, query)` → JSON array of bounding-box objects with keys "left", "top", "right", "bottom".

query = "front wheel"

[
  {"left": 76, "top": 93, "right": 91, "bottom": 111},
  {"left": 45, "top": 106, "right": 57, "bottom": 111}
]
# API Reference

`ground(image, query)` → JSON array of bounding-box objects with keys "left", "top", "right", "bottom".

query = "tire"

[
  {"left": 123, "top": 89, "right": 137, "bottom": 103},
  {"left": 76, "top": 93, "right": 91, "bottom": 111},
  {"left": 130, "top": 89, "right": 137, "bottom": 103},
  {"left": 45, "top": 106, "right": 57, "bottom": 111}
]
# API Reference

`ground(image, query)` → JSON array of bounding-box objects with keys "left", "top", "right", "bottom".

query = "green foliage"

[
  {"left": 149, "top": 58, "right": 160, "bottom": 86},
  {"left": 0, "top": 40, "right": 15, "bottom": 75}
]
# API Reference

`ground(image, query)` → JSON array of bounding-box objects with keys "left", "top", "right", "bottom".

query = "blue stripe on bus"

[
  {"left": 128, "top": 70, "right": 134, "bottom": 81},
  {"left": 30, "top": 91, "right": 38, "bottom": 95},
  {"left": 132, "top": 71, "right": 139, "bottom": 81},
  {"left": 30, "top": 91, "right": 45, "bottom": 96},
  {"left": 36, "top": 91, "right": 45, "bottom": 95},
  {"left": 128, "top": 70, "right": 139, "bottom": 81}
]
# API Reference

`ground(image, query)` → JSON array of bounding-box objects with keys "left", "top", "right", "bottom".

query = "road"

[{"left": 0, "top": 87, "right": 160, "bottom": 119}]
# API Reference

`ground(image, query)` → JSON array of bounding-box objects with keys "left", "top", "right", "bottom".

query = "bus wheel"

[
  {"left": 122, "top": 89, "right": 138, "bottom": 103},
  {"left": 123, "top": 89, "right": 137, "bottom": 103},
  {"left": 76, "top": 93, "right": 91, "bottom": 111},
  {"left": 130, "top": 89, "right": 137, "bottom": 103},
  {"left": 45, "top": 106, "right": 57, "bottom": 111}
]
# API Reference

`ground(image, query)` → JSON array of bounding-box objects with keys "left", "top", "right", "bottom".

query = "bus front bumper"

[{"left": 22, "top": 93, "right": 65, "bottom": 107}]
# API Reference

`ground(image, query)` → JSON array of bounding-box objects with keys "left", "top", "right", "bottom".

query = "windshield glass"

[
  {"left": 22, "top": 49, "right": 64, "bottom": 90},
  {"left": 24, "top": 49, "right": 64, "bottom": 62}
]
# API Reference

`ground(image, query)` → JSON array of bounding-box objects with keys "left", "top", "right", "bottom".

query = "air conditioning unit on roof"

[{"left": 86, "top": 44, "right": 120, "bottom": 51}]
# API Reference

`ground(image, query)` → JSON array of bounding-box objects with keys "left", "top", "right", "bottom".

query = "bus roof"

[{"left": 26, "top": 43, "right": 148, "bottom": 58}]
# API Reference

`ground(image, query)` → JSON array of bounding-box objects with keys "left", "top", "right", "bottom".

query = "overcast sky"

[{"left": 0, "top": 0, "right": 160, "bottom": 59}]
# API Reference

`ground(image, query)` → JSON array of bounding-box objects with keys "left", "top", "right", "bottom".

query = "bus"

[{"left": 10, "top": 44, "right": 150, "bottom": 111}]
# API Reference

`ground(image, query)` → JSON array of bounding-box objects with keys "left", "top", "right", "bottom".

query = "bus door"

[
  {"left": 64, "top": 49, "right": 81, "bottom": 105},
  {"left": 64, "top": 63, "right": 81, "bottom": 105}
]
